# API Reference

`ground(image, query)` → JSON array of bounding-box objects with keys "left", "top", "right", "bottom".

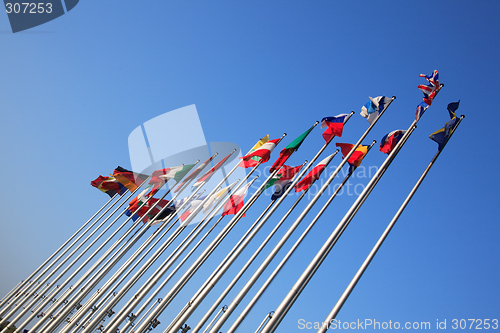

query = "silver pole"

[
  {"left": 262, "top": 88, "right": 443, "bottom": 332},
  {"left": 202, "top": 306, "right": 227, "bottom": 333},
  {"left": 0, "top": 186, "right": 139, "bottom": 322},
  {"left": 133, "top": 164, "right": 281, "bottom": 333},
  {"left": 0, "top": 193, "right": 122, "bottom": 315},
  {"left": 37, "top": 160, "right": 212, "bottom": 333},
  {"left": 112, "top": 133, "right": 288, "bottom": 333},
  {"left": 59, "top": 188, "right": 204, "bottom": 333},
  {"left": 216, "top": 141, "right": 375, "bottom": 333},
  {"left": 0, "top": 182, "right": 150, "bottom": 333},
  {"left": 316, "top": 115, "right": 464, "bottom": 333},
  {"left": 179, "top": 113, "right": 356, "bottom": 333},
  {"left": 13, "top": 178, "right": 176, "bottom": 333},
  {"left": 100, "top": 149, "right": 257, "bottom": 333},
  {"left": 255, "top": 312, "right": 274, "bottom": 333}
]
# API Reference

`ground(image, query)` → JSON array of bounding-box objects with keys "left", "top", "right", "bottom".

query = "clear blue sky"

[{"left": 1, "top": 1, "right": 499, "bottom": 332}]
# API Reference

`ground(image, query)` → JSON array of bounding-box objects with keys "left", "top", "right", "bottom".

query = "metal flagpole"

[
  {"left": 262, "top": 89, "right": 442, "bottom": 333},
  {"left": 36, "top": 160, "right": 216, "bottom": 333},
  {"left": 69, "top": 172, "right": 243, "bottom": 333},
  {"left": 80, "top": 178, "right": 242, "bottom": 333},
  {"left": 131, "top": 157, "right": 285, "bottom": 333},
  {"left": 171, "top": 115, "right": 356, "bottom": 333},
  {"left": 0, "top": 185, "right": 140, "bottom": 322},
  {"left": 10, "top": 176, "right": 180, "bottom": 333},
  {"left": 97, "top": 146, "right": 262, "bottom": 333},
  {"left": 111, "top": 180, "right": 263, "bottom": 333},
  {"left": 58, "top": 187, "right": 204, "bottom": 333},
  {"left": 224, "top": 141, "right": 376, "bottom": 333},
  {"left": 0, "top": 182, "right": 149, "bottom": 331},
  {"left": 316, "top": 115, "right": 464, "bottom": 333},
  {"left": 0, "top": 192, "right": 123, "bottom": 315},
  {"left": 100, "top": 146, "right": 271, "bottom": 333}
]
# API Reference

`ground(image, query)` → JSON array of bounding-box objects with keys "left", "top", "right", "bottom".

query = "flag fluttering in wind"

[
  {"left": 320, "top": 114, "right": 349, "bottom": 143},
  {"left": 175, "top": 154, "right": 217, "bottom": 192},
  {"left": 91, "top": 176, "right": 127, "bottom": 197},
  {"left": 415, "top": 101, "right": 428, "bottom": 121},
  {"left": 149, "top": 164, "right": 195, "bottom": 194},
  {"left": 270, "top": 125, "right": 315, "bottom": 172},
  {"left": 360, "top": 96, "right": 392, "bottom": 125},
  {"left": 240, "top": 138, "right": 280, "bottom": 168},
  {"left": 294, "top": 154, "right": 335, "bottom": 192},
  {"left": 418, "top": 70, "right": 439, "bottom": 105},
  {"left": 266, "top": 165, "right": 303, "bottom": 200},
  {"left": 430, "top": 101, "right": 460, "bottom": 151},
  {"left": 126, "top": 186, "right": 171, "bottom": 223},
  {"left": 222, "top": 182, "right": 253, "bottom": 217},
  {"left": 379, "top": 130, "right": 406, "bottom": 154},
  {"left": 336, "top": 143, "right": 369, "bottom": 174},
  {"left": 245, "top": 135, "right": 269, "bottom": 165},
  {"left": 113, "top": 166, "right": 149, "bottom": 192},
  {"left": 193, "top": 151, "right": 234, "bottom": 189},
  {"left": 179, "top": 196, "right": 208, "bottom": 222},
  {"left": 202, "top": 180, "right": 239, "bottom": 214}
]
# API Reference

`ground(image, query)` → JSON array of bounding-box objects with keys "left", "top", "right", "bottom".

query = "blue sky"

[{"left": 1, "top": 1, "right": 499, "bottom": 332}]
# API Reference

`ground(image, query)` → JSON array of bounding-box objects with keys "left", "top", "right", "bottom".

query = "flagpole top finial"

[
  {"left": 460, "top": 115, "right": 465, "bottom": 119},
  {"left": 392, "top": 96, "right": 396, "bottom": 99},
  {"left": 440, "top": 83, "right": 444, "bottom": 87},
  {"left": 314, "top": 120, "right": 320, "bottom": 125},
  {"left": 350, "top": 110, "right": 355, "bottom": 115}
]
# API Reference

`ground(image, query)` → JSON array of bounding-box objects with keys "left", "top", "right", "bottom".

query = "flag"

[
  {"left": 175, "top": 154, "right": 218, "bottom": 192},
  {"left": 247, "top": 135, "right": 269, "bottom": 164},
  {"left": 418, "top": 70, "right": 439, "bottom": 105},
  {"left": 266, "top": 165, "right": 304, "bottom": 200},
  {"left": 192, "top": 151, "right": 235, "bottom": 189},
  {"left": 222, "top": 182, "right": 253, "bottom": 217},
  {"left": 126, "top": 186, "right": 171, "bottom": 223},
  {"left": 113, "top": 166, "right": 148, "bottom": 192},
  {"left": 270, "top": 125, "right": 314, "bottom": 172},
  {"left": 380, "top": 130, "right": 406, "bottom": 154},
  {"left": 336, "top": 143, "right": 369, "bottom": 174},
  {"left": 294, "top": 154, "right": 335, "bottom": 192},
  {"left": 415, "top": 101, "right": 429, "bottom": 121},
  {"left": 91, "top": 175, "right": 127, "bottom": 197},
  {"left": 149, "top": 164, "right": 195, "bottom": 194},
  {"left": 239, "top": 138, "right": 280, "bottom": 168},
  {"left": 430, "top": 101, "right": 460, "bottom": 151},
  {"left": 202, "top": 181, "right": 239, "bottom": 213},
  {"left": 360, "top": 96, "right": 392, "bottom": 125},
  {"left": 179, "top": 196, "right": 208, "bottom": 222},
  {"left": 320, "top": 114, "right": 349, "bottom": 143}
]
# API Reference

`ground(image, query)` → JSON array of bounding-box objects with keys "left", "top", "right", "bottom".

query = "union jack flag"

[{"left": 418, "top": 70, "right": 439, "bottom": 105}]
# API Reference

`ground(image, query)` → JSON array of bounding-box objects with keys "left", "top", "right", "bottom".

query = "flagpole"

[
  {"left": 204, "top": 141, "right": 360, "bottom": 332},
  {"left": 316, "top": 115, "right": 464, "bottom": 333},
  {"left": 0, "top": 192, "right": 123, "bottom": 315},
  {"left": 12, "top": 175, "right": 182, "bottom": 333},
  {"left": 98, "top": 146, "right": 263, "bottom": 333},
  {"left": 0, "top": 181, "right": 151, "bottom": 332},
  {"left": 262, "top": 89, "right": 443, "bottom": 333},
  {"left": 172, "top": 113, "right": 357, "bottom": 333},
  {"left": 132, "top": 147, "right": 287, "bottom": 333},
  {"left": 115, "top": 180, "right": 266, "bottom": 333},
  {"left": 0, "top": 187, "right": 138, "bottom": 322},
  {"left": 35, "top": 160, "right": 211, "bottom": 333},
  {"left": 58, "top": 187, "right": 205, "bottom": 333},
  {"left": 58, "top": 166, "right": 205, "bottom": 333}
]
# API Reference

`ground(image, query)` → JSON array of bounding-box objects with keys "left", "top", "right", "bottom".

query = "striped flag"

[
  {"left": 294, "top": 154, "right": 335, "bottom": 192},
  {"left": 270, "top": 125, "right": 314, "bottom": 172},
  {"left": 239, "top": 138, "right": 280, "bottom": 168},
  {"left": 175, "top": 154, "right": 218, "bottom": 192}
]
